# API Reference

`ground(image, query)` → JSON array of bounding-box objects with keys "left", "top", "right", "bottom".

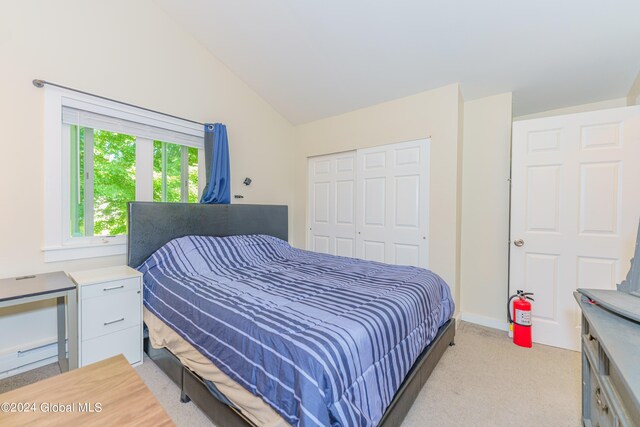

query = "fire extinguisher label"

[{"left": 515, "top": 309, "right": 531, "bottom": 326}]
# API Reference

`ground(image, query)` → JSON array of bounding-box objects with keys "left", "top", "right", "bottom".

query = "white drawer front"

[
  {"left": 82, "top": 290, "right": 141, "bottom": 340},
  {"left": 81, "top": 277, "right": 140, "bottom": 300},
  {"left": 81, "top": 325, "right": 142, "bottom": 367}
]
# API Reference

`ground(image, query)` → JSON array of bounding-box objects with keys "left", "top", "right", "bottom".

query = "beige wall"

[
  {"left": 456, "top": 89, "right": 465, "bottom": 303},
  {"left": 5, "top": 1, "right": 631, "bottom": 363},
  {"left": 514, "top": 97, "right": 627, "bottom": 121},
  {"left": 0, "top": 0, "right": 295, "bottom": 359},
  {"left": 459, "top": 93, "right": 513, "bottom": 327},
  {"left": 293, "top": 84, "right": 464, "bottom": 307},
  {"left": 628, "top": 71, "right": 640, "bottom": 106}
]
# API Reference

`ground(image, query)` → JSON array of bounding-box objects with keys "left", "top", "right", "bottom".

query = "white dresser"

[{"left": 69, "top": 266, "right": 143, "bottom": 367}]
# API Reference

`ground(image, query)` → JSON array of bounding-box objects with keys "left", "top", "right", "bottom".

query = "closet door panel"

[
  {"left": 356, "top": 139, "right": 430, "bottom": 268},
  {"left": 308, "top": 152, "right": 357, "bottom": 257},
  {"left": 332, "top": 152, "right": 357, "bottom": 257},
  {"left": 335, "top": 180, "right": 354, "bottom": 225},
  {"left": 313, "top": 182, "right": 330, "bottom": 224},
  {"left": 335, "top": 237, "right": 355, "bottom": 257},
  {"left": 356, "top": 148, "right": 386, "bottom": 262},
  {"left": 394, "top": 175, "right": 420, "bottom": 228},
  {"left": 312, "top": 235, "right": 330, "bottom": 254},
  {"left": 394, "top": 243, "right": 420, "bottom": 266},
  {"left": 363, "top": 177, "right": 386, "bottom": 226},
  {"left": 363, "top": 240, "right": 386, "bottom": 262}
]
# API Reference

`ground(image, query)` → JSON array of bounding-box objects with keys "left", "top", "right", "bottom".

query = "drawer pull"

[
  {"left": 104, "top": 317, "right": 125, "bottom": 326},
  {"left": 103, "top": 285, "right": 124, "bottom": 291}
]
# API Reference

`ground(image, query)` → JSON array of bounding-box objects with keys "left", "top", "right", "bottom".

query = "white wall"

[
  {"left": 459, "top": 93, "right": 513, "bottom": 329},
  {"left": 293, "top": 84, "right": 464, "bottom": 309},
  {"left": 0, "top": 0, "right": 295, "bottom": 373},
  {"left": 628, "top": 71, "right": 640, "bottom": 105}
]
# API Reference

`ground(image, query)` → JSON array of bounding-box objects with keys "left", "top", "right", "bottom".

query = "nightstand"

[{"left": 69, "top": 266, "right": 143, "bottom": 367}]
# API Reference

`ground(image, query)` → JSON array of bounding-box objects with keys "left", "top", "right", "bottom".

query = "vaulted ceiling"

[{"left": 156, "top": 0, "right": 640, "bottom": 124}]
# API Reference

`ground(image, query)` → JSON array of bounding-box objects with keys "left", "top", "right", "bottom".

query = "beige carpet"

[
  {"left": 402, "top": 321, "right": 581, "bottom": 427},
  {"left": 0, "top": 321, "right": 581, "bottom": 426}
]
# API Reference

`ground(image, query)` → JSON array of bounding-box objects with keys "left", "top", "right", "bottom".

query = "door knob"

[{"left": 513, "top": 239, "right": 524, "bottom": 247}]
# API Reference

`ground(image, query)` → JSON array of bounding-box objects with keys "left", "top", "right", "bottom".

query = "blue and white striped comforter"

[{"left": 140, "top": 235, "right": 454, "bottom": 427}]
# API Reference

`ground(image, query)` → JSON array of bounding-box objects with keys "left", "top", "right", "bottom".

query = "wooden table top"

[
  {"left": 0, "top": 355, "right": 174, "bottom": 426},
  {"left": 0, "top": 271, "right": 75, "bottom": 303}
]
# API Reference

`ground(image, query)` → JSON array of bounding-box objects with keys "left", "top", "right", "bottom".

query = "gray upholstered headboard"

[{"left": 127, "top": 202, "right": 288, "bottom": 267}]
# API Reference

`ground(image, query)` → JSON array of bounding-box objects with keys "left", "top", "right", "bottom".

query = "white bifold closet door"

[
  {"left": 355, "top": 140, "right": 430, "bottom": 267},
  {"left": 308, "top": 151, "right": 357, "bottom": 257},
  {"left": 308, "top": 139, "right": 430, "bottom": 268}
]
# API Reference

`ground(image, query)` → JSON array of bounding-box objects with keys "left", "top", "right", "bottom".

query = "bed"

[{"left": 128, "top": 202, "right": 455, "bottom": 427}]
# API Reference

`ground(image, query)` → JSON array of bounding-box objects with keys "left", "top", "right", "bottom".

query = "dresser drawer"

[
  {"left": 608, "top": 363, "right": 640, "bottom": 424},
  {"left": 587, "top": 362, "right": 616, "bottom": 427},
  {"left": 583, "top": 330, "right": 601, "bottom": 363},
  {"left": 81, "top": 325, "right": 142, "bottom": 366},
  {"left": 582, "top": 327, "right": 633, "bottom": 427},
  {"left": 81, "top": 289, "right": 141, "bottom": 340},
  {"left": 81, "top": 277, "right": 140, "bottom": 300}
]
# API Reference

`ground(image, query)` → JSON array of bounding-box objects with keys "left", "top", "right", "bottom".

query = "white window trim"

[{"left": 43, "top": 86, "right": 205, "bottom": 262}]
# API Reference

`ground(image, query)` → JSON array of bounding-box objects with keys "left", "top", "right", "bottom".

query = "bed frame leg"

[
  {"left": 180, "top": 391, "right": 191, "bottom": 403},
  {"left": 449, "top": 340, "right": 455, "bottom": 346}
]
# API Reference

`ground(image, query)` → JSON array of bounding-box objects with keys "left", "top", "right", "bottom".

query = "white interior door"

[
  {"left": 308, "top": 151, "right": 357, "bottom": 257},
  {"left": 355, "top": 139, "right": 430, "bottom": 268},
  {"left": 510, "top": 106, "right": 640, "bottom": 351}
]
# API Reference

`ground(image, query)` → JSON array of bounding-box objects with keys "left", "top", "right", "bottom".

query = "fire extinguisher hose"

[
  {"left": 508, "top": 291, "right": 535, "bottom": 326},
  {"left": 507, "top": 294, "right": 518, "bottom": 325}
]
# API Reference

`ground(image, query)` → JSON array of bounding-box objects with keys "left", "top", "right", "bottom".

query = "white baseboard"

[
  {"left": 0, "top": 338, "right": 66, "bottom": 379},
  {"left": 459, "top": 312, "right": 509, "bottom": 331}
]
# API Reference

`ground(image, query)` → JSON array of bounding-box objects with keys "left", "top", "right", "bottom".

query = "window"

[
  {"left": 153, "top": 141, "right": 199, "bottom": 203},
  {"left": 44, "top": 87, "right": 204, "bottom": 261},
  {"left": 70, "top": 127, "right": 137, "bottom": 237}
]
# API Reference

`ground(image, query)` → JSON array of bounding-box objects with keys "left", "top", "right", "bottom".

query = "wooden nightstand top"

[
  {"left": 69, "top": 265, "right": 142, "bottom": 287},
  {"left": 0, "top": 355, "right": 173, "bottom": 426}
]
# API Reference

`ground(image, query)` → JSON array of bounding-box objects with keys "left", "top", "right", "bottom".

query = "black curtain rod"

[{"left": 32, "top": 79, "right": 205, "bottom": 127}]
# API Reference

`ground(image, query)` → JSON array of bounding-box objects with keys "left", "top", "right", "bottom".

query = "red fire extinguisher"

[{"left": 508, "top": 290, "right": 534, "bottom": 348}]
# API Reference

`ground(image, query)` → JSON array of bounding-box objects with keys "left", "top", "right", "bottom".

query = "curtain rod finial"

[{"left": 32, "top": 79, "right": 45, "bottom": 88}]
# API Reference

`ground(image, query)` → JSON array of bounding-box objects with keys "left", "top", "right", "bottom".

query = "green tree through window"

[
  {"left": 187, "top": 147, "right": 199, "bottom": 203},
  {"left": 153, "top": 141, "right": 199, "bottom": 203},
  {"left": 70, "top": 128, "right": 198, "bottom": 238},
  {"left": 93, "top": 130, "right": 136, "bottom": 236}
]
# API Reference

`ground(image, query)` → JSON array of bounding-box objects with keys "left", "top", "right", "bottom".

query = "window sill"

[{"left": 42, "top": 242, "right": 126, "bottom": 263}]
